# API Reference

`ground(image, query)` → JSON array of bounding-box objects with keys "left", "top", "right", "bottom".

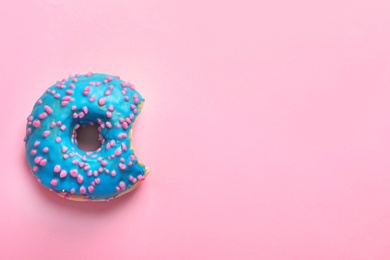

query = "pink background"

[{"left": 1, "top": 0, "right": 390, "bottom": 259}]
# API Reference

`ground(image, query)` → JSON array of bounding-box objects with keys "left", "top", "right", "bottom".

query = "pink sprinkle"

[
  {"left": 61, "top": 101, "right": 69, "bottom": 107},
  {"left": 39, "top": 159, "right": 47, "bottom": 166},
  {"left": 60, "top": 125, "right": 66, "bottom": 131},
  {"left": 107, "top": 76, "right": 112, "bottom": 82},
  {"left": 121, "top": 143, "right": 127, "bottom": 151},
  {"left": 120, "top": 158, "right": 125, "bottom": 163},
  {"left": 43, "top": 130, "right": 51, "bottom": 137},
  {"left": 122, "top": 122, "right": 128, "bottom": 129},
  {"left": 70, "top": 188, "right": 75, "bottom": 194},
  {"left": 77, "top": 175, "right": 83, "bottom": 184},
  {"left": 129, "top": 114, "right": 134, "bottom": 119},
  {"left": 43, "top": 147, "right": 49, "bottom": 153},
  {"left": 101, "top": 160, "right": 107, "bottom": 166},
  {"left": 128, "top": 161, "right": 132, "bottom": 166},
  {"left": 56, "top": 137, "right": 62, "bottom": 143},
  {"left": 89, "top": 95, "right": 95, "bottom": 102},
  {"left": 33, "top": 120, "right": 41, "bottom": 128},
  {"left": 54, "top": 165, "right": 61, "bottom": 173},
  {"left": 50, "top": 179, "right": 58, "bottom": 186},
  {"left": 32, "top": 166, "right": 38, "bottom": 172},
  {"left": 54, "top": 93, "right": 60, "bottom": 98},
  {"left": 98, "top": 98, "right": 106, "bottom": 106},
  {"left": 83, "top": 107, "right": 88, "bottom": 114},
  {"left": 105, "top": 90, "right": 111, "bottom": 96},
  {"left": 78, "top": 112, "right": 85, "bottom": 118},
  {"left": 37, "top": 99, "right": 42, "bottom": 104},
  {"left": 49, "top": 122, "right": 55, "bottom": 128},
  {"left": 95, "top": 178, "right": 101, "bottom": 184},
  {"left": 73, "top": 113, "right": 78, "bottom": 118},
  {"left": 70, "top": 169, "right": 78, "bottom": 178},
  {"left": 119, "top": 163, "right": 126, "bottom": 170},
  {"left": 39, "top": 112, "right": 48, "bottom": 119},
  {"left": 30, "top": 150, "right": 37, "bottom": 155},
  {"left": 116, "top": 187, "right": 120, "bottom": 192},
  {"left": 129, "top": 176, "right": 137, "bottom": 184},
  {"left": 63, "top": 154, "right": 69, "bottom": 159},
  {"left": 96, "top": 82, "right": 101, "bottom": 86},
  {"left": 34, "top": 141, "right": 40, "bottom": 147},
  {"left": 103, "top": 79, "right": 108, "bottom": 84},
  {"left": 72, "top": 78, "right": 78, "bottom": 83},
  {"left": 119, "top": 181, "right": 126, "bottom": 190},
  {"left": 111, "top": 170, "right": 116, "bottom": 176},
  {"left": 44, "top": 105, "right": 53, "bottom": 114},
  {"left": 130, "top": 104, "right": 136, "bottom": 109},
  {"left": 62, "top": 96, "right": 70, "bottom": 101},
  {"left": 106, "top": 111, "right": 112, "bottom": 118},
  {"left": 124, "top": 96, "right": 129, "bottom": 101},
  {"left": 62, "top": 146, "right": 68, "bottom": 153},
  {"left": 86, "top": 72, "right": 93, "bottom": 77},
  {"left": 130, "top": 155, "right": 135, "bottom": 161},
  {"left": 69, "top": 83, "right": 75, "bottom": 89},
  {"left": 138, "top": 175, "right": 145, "bottom": 181},
  {"left": 60, "top": 170, "right": 67, "bottom": 178},
  {"left": 88, "top": 186, "right": 94, "bottom": 193},
  {"left": 126, "top": 118, "right": 131, "bottom": 124},
  {"left": 79, "top": 186, "right": 86, "bottom": 194},
  {"left": 105, "top": 122, "right": 112, "bottom": 128},
  {"left": 108, "top": 105, "right": 114, "bottom": 112},
  {"left": 114, "top": 150, "right": 121, "bottom": 156},
  {"left": 87, "top": 171, "right": 92, "bottom": 176},
  {"left": 66, "top": 90, "right": 73, "bottom": 95},
  {"left": 72, "top": 159, "right": 79, "bottom": 164}
]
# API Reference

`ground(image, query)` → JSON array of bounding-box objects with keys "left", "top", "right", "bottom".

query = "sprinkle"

[
  {"left": 39, "top": 159, "right": 47, "bottom": 166},
  {"left": 105, "top": 122, "right": 112, "bottom": 128},
  {"left": 56, "top": 137, "right": 61, "bottom": 143},
  {"left": 54, "top": 93, "right": 60, "bottom": 98},
  {"left": 108, "top": 105, "right": 114, "bottom": 112},
  {"left": 121, "top": 143, "right": 127, "bottom": 151},
  {"left": 111, "top": 170, "right": 116, "bottom": 176},
  {"left": 114, "top": 150, "right": 121, "bottom": 156},
  {"left": 39, "top": 113, "right": 48, "bottom": 119},
  {"left": 60, "top": 170, "right": 67, "bottom": 178},
  {"left": 119, "top": 181, "right": 126, "bottom": 190},
  {"left": 43, "top": 130, "right": 51, "bottom": 137},
  {"left": 119, "top": 163, "right": 126, "bottom": 170},
  {"left": 79, "top": 186, "right": 86, "bottom": 194},
  {"left": 54, "top": 165, "right": 61, "bottom": 173},
  {"left": 122, "top": 122, "right": 128, "bottom": 129},
  {"left": 34, "top": 141, "right": 40, "bottom": 147},
  {"left": 101, "top": 160, "right": 107, "bottom": 166},
  {"left": 88, "top": 186, "right": 94, "bottom": 193},
  {"left": 42, "top": 147, "right": 49, "bottom": 153},
  {"left": 138, "top": 175, "right": 145, "bottom": 181},
  {"left": 98, "top": 98, "right": 106, "bottom": 106},
  {"left": 70, "top": 188, "right": 75, "bottom": 194},
  {"left": 83, "top": 107, "right": 88, "bottom": 114},
  {"left": 50, "top": 179, "right": 58, "bottom": 186},
  {"left": 89, "top": 95, "right": 95, "bottom": 102},
  {"left": 106, "top": 111, "right": 112, "bottom": 118},
  {"left": 62, "top": 146, "right": 68, "bottom": 153},
  {"left": 61, "top": 101, "right": 69, "bottom": 107},
  {"left": 70, "top": 169, "right": 78, "bottom": 178},
  {"left": 30, "top": 150, "right": 37, "bottom": 155},
  {"left": 77, "top": 175, "right": 83, "bottom": 184},
  {"left": 34, "top": 157, "right": 42, "bottom": 165},
  {"left": 60, "top": 125, "right": 66, "bottom": 131},
  {"left": 44, "top": 105, "right": 53, "bottom": 114},
  {"left": 73, "top": 113, "right": 78, "bottom": 118},
  {"left": 33, "top": 120, "right": 41, "bottom": 128}
]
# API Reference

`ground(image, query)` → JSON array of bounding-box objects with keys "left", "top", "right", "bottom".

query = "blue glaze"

[{"left": 25, "top": 73, "right": 148, "bottom": 201}]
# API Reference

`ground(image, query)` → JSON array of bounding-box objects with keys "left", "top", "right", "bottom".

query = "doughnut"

[{"left": 24, "top": 73, "right": 149, "bottom": 201}]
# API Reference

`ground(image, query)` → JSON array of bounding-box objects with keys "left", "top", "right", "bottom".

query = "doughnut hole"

[{"left": 75, "top": 125, "right": 102, "bottom": 151}]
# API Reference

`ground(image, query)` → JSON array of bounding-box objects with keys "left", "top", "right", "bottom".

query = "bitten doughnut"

[{"left": 24, "top": 73, "right": 149, "bottom": 201}]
